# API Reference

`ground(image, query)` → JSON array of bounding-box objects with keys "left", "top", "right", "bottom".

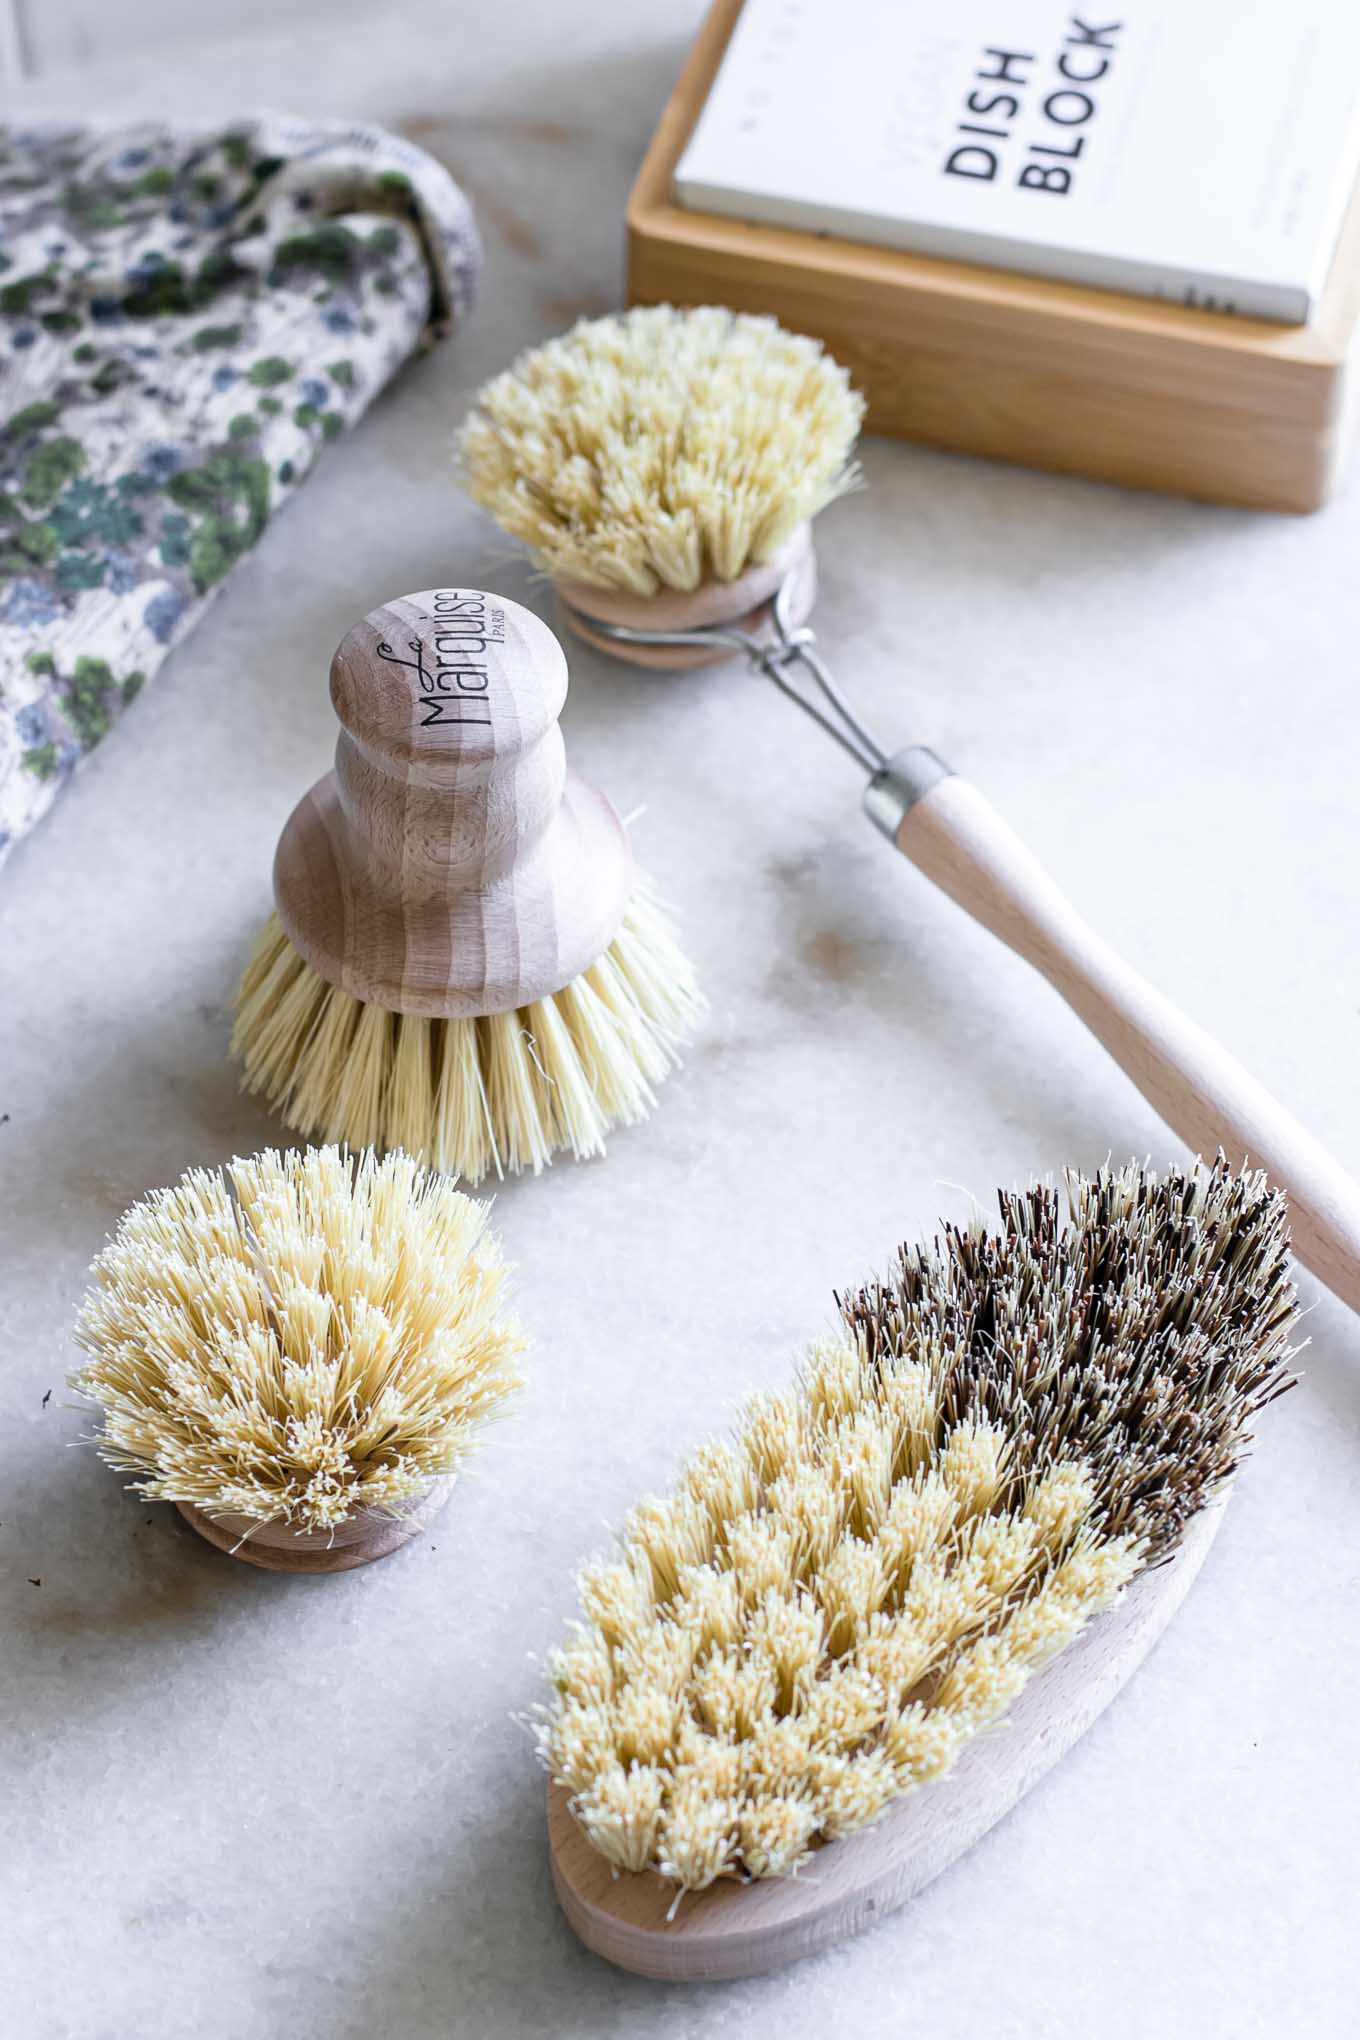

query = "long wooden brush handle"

[{"left": 878, "top": 755, "right": 1360, "bottom": 1312}]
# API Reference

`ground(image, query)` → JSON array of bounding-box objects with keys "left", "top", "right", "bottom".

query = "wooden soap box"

[{"left": 626, "top": 0, "right": 1360, "bottom": 513}]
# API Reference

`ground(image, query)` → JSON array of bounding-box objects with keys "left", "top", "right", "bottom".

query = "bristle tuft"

[
  {"left": 71, "top": 1147, "right": 525, "bottom": 1530},
  {"left": 232, "top": 884, "right": 702, "bottom": 1182},
  {"left": 456, "top": 305, "right": 864, "bottom": 595},
  {"left": 541, "top": 1162, "right": 1296, "bottom": 1891}
]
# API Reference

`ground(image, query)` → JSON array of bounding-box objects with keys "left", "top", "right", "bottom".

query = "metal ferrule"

[{"left": 863, "top": 746, "right": 955, "bottom": 840}]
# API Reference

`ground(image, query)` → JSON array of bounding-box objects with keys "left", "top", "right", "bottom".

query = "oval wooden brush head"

[
  {"left": 548, "top": 1498, "right": 1223, "bottom": 1981},
  {"left": 538, "top": 1163, "right": 1297, "bottom": 1979},
  {"left": 274, "top": 588, "right": 633, "bottom": 1015}
]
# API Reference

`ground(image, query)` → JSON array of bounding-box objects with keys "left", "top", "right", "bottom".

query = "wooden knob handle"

[
  {"left": 273, "top": 590, "right": 633, "bottom": 1017},
  {"left": 895, "top": 774, "right": 1360, "bottom": 1313}
]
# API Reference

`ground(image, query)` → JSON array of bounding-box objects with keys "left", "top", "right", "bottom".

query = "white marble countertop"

[{"left": 3, "top": 7, "right": 1358, "bottom": 2036}]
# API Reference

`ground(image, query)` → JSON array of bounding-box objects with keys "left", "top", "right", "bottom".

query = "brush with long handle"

[
  {"left": 541, "top": 1160, "right": 1296, "bottom": 1978},
  {"left": 232, "top": 586, "right": 700, "bottom": 1181},
  {"left": 458, "top": 305, "right": 1360, "bottom": 1309}
]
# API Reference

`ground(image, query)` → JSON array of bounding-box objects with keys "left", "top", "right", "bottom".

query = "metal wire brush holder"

[
  {"left": 556, "top": 554, "right": 1360, "bottom": 1317},
  {"left": 558, "top": 569, "right": 957, "bottom": 843}
]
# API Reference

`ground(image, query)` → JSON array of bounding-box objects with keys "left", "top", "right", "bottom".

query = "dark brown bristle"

[{"left": 839, "top": 1156, "right": 1298, "bottom": 1564}]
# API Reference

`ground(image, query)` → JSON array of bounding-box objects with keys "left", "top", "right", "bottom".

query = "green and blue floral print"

[{"left": 0, "top": 115, "right": 479, "bottom": 867}]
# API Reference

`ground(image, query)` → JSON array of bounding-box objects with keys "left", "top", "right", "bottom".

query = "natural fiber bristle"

[
  {"left": 71, "top": 1147, "right": 524, "bottom": 1531},
  {"left": 456, "top": 304, "right": 864, "bottom": 596},
  {"left": 541, "top": 1161, "right": 1296, "bottom": 1893},
  {"left": 232, "top": 883, "right": 702, "bottom": 1182}
]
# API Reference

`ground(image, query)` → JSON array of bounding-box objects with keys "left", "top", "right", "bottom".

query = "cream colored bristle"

[
  {"left": 231, "top": 881, "right": 702, "bottom": 1183},
  {"left": 71, "top": 1147, "right": 525, "bottom": 1532},
  {"left": 433, "top": 1019, "right": 498, "bottom": 1187},
  {"left": 455, "top": 304, "right": 865, "bottom": 596},
  {"left": 541, "top": 1162, "right": 1297, "bottom": 1893}
]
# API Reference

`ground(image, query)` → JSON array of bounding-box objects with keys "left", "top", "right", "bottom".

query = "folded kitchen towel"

[{"left": 0, "top": 113, "right": 480, "bottom": 869}]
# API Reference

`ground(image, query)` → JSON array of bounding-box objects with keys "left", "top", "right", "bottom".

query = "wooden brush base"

[
  {"left": 628, "top": 0, "right": 1360, "bottom": 513},
  {"left": 555, "top": 523, "right": 816, "bottom": 670},
  {"left": 175, "top": 1481, "right": 450, "bottom": 1574}
]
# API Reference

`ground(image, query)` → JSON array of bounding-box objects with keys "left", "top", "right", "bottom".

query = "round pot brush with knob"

[
  {"left": 457, "top": 305, "right": 1360, "bottom": 1312},
  {"left": 232, "top": 587, "right": 701, "bottom": 1182},
  {"left": 541, "top": 1159, "right": 1297, "bottom": 1979},
  {"left": 70, "top": 1146, "right": 524, "bottom": 1573}
]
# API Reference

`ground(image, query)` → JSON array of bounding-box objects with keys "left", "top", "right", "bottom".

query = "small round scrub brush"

[
  {"left": 543, "top": 1160, "right": 1296, "bottom": 1979},
  {"left": 231, "top": 588, "right": 701, "bottom": 1181},
  {"left": 71, "top": 1146, "right": 524, "bottom": 1572},
  {"left": 458, "top": 306, "right": 1360, "bottom": 1313},
  {"left": 456, "top": 302, "right": 861, "bottom": 664}
]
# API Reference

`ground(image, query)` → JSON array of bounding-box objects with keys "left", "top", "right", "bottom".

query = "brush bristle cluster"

[
  {"left": 72, "top": 1147, "right": 524, "bottom": 1531},
  {"left": 232, "top": 886, "right": 701, "bottom": 1182},
  {"left": 542, "top": 1161, "right": 1295, "bottom": 1893},
  {"left": 456, "top": 304, "right": 864, "bottom": 596}
]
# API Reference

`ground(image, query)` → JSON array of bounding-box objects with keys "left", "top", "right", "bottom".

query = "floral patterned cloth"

[{"left": 0, "top": 115, "right": 480, "bottom": 868}]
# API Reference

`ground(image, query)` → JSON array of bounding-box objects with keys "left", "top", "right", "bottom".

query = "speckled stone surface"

[{"left": 2, "top": 8, "right": 1357, "bottom": 2037}]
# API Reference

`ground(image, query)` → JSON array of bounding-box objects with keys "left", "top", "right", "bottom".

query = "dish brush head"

[
  {"left": 456, "top": 304, "right": 864, "bottom": 597},
  {"left": 231, "top": 589, "right": 701, "bottom": 1181},
  {"left": 541, "top": 1160, "right": 1295, "bottom": 1893},
  {"left": 71, "top": 1146, "right": 524, "bottom": 1542}
]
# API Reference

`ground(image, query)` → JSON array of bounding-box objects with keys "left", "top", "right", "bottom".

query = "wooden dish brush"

[
  {"left": 232, "top": 588, "right": 701, "bottom": 1182},
  {"left": 541, "top": 1159, "right": 1296, "bottom": 1979},
  {"left": 457, "top": 305, "right": 1360, "bottom": 1310},
  {"left": 70, "top": 1146, "right": 524, "bottom": 1573}
]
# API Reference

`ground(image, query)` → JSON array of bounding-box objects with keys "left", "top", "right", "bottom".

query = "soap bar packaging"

[{"left": 676, "top": 0, "right": 1360, "bottom": 324}]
